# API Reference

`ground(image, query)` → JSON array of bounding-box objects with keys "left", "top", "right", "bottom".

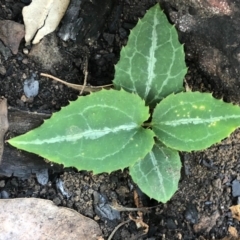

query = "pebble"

[
  {"left": 103, "top": 33, "right": 114, "bottom": 45},
  {"left": 184, "top": 203, "right": 198, "bottom": 224},
  {"left": 0, "top": 180, "right": 5, "bottom": 187},
  {"left": 24, "top": 75, "right": 39, "bottom": 98},
  {"left": 119, "top": 27, "right": 128, "bottom": 39},
  {"left": 53, "top": 197, "right": 61, "bottom": 205},
  {"left": 166, "top": 218, "right": 177, "bottom": 229},
  {"left": 0, "top": 190, "right": 9, "bottom": 199},
  {"left": 232, "top": 179, "right": 240, "bottom": 197},
  {"left": 10, "top": 178, "right": 18, "bottom": 187},
  {"left": 23, "top": 48, "right": 29, "bottom": 54},
  {"left": 0, "top": 65, "right": 6, "bottom": 75},
  {"left": 56, "top": 179, "right": 71, "bottom": 198},
  {"left": 20, "top": 95, "right": 27, "bottom": 103},
  {"left": 22, "top": 73, "right": 27, "bottom": 79},
  {"left": 36, "top": 169, "right": 49, "bottom": 186},
  {"left": 22, "top": 58, "right": 28, "bottom": 64}
]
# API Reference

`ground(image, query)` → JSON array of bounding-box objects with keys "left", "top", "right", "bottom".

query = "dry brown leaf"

[
  {"left": 134, "top": 190, "right": 143, "bottom": 208},
  {"left": 129, "top": 213, "right": 149, "bottom": 234},
  {"left": 222, "top": 205, "right": 240, "bottom": 240},
  {"left": 0, "top": 198, "right": 102, "bottom": 240},
  {"left": 228, "top": 226, "right": 238, "bottom": 238},
  {"left": 221, "top": 226, "right": 239, "bottom": 240},
  {"left": 0, "top": 20, "right": 25, "bottom": 54},
  {"left": 230, "top": 205, "right": 240, "bottom": 221},
  {"left": 22, "top": 0, "right": 70, "bottom": 44},
  {"left": 129, "top": 190, "right": 149, "bottom": 234}
]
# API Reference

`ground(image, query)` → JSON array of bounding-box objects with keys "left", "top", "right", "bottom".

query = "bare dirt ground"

[{"left": 0, "top": 0, "right": 240, "bottom": 239}]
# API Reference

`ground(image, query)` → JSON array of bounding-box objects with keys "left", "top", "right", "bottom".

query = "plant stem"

[{"left": 142, "top": 122, "right": 152, "bottom": 128}]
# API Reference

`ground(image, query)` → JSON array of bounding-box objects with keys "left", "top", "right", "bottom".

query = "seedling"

[{"left": 8, "top": 4, "right": 240, "bottom": 202}]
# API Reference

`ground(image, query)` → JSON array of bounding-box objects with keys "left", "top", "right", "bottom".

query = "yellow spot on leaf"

[{"left": 208, "top": 122, "right": 217, "bottom": 127}]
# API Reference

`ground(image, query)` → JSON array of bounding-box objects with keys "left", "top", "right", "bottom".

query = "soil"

[{"left": 0, "top": 0, "right": 240, "bottom": 239}]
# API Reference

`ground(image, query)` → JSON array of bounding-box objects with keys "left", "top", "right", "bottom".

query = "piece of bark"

[
  {"left": 0, "top": 98, "right": 8, "bottom": 165},
  {"left": 0, "top": 108, "right": 63, "bottom": 178}
]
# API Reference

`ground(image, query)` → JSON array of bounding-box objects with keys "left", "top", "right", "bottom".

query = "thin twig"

[
  {"left": 107, "top": 219, "right": 131, "bottom": 240},
  {"left": 110, "top": 201, "right": 162, "bottom": 212},
  {"left": 80, "top": 56, "right": 89, "bottom": 95},
  {"left": 40, "top": 73, "right": 112, "bottom": 93}
]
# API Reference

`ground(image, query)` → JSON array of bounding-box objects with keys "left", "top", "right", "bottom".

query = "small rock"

[
  {"left": 232, "top": 179, "right": 240, "bottom": 197},
  {"left": 52, "top": 197, "right": 61, "bottom": 206},
  {"left": 23, "top": 74, "right": 39, "bottom": 98},
  {"left": 166, "top": 218, "right": 177, "bottom": 229},
  {"left": 56, "top": 179, "right": 71, "bottom": 199},
  {"left": 0, "top": 180, "right": 5, "bottom": 187},
  {"left": 22, "top": 58, "right": 28, "bottom": 64},
  {"left": 0, "top": 190, "right": 9, "bottom": 199},
  {"left": 184, "top": 203, "right": 198, "bottom": 224},
  {"left": 22, "top": 73, "right": 27, "bottom": 79},
  {"left": 0, "top": 41, "right": 12, "bottom": 60},
  {"left": 119, "top": 27, "right": 127, "bottom": 39},
  {"left": 212, "top": 178, "right": 222, "bottom": 189},
  {"left": 0, "top": 65, "right": 6, "bottom": 75},
  {"left": 58, "top": 0, "right": 82, "bottom": 41},
  {"left": 94, "top": 215, "right": 100, "bottom": 221},
  {"left": 0, "top": 20, "right": 25, "bottom": 54},
  {"left": 36, "top": 169, "right": 49, "bottom": 186},
  {"left": 103, "top": 33, "right": 114, "bottom": 45},
  {"left": 29, "top": 33, "right": 65, "bottom": 70},
  {"left": 93, "top": 191, "right": 120, "bottom": 221},
  {"left": 20, "top": 95, "right": 27, "bottom": 103},
  {"left": 10, "top": 178, "right": 18, "bottom": 187},
  {"left": 23, "top": 48, "right": 29, "bottom": 54}
]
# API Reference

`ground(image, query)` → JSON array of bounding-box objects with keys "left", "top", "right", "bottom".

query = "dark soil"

[{"left": 0, "top": 0, "right": 240, "bottom": 239}]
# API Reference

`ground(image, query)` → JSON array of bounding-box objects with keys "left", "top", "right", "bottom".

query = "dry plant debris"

[
  {"left": 108, "top": 191, "right": 149, "bottom": 240},
  {"left": 129, "top": 190, "right": 149, "bottom": 234},
  {"left": 40, "top": 73, "right": 112, "bottom": 93},
  {"left": 222, "top": 205, "right": 240, "bottom": 239},
  {"left": 228, "top": 226, "right": 238, "bottom": 238},
  {"left": 221, "top": 226, "right": 239, "bottom": 240},
  {"left": 0, "top": 98, "right": 8, "bottom": 164},
  {"left": 0, "top": 198, "right": 102, "bottom": 240},
  {"left": 230, "top": 205, "right": 240, "bottom": 221},
  {"left": 22, "top": 0, "right": 70, "bottom": 44}
]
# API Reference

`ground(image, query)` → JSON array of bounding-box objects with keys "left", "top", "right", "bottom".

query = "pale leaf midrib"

[
  {"left": 149, "top": 151, "right": 167, "bottom": 199},
  {"left": 158, "top": 115, "right": 240, "bottom": 126},
  {"left": 13, "top": 123, "right": 138, "bottom": 145},
  {"left": 143, "top": 9, "right": 158, "bottom": 99}
]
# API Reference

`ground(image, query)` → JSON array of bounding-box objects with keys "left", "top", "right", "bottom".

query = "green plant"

[{"left": 8, "top": 4, "right": 240, "bottom": 202}]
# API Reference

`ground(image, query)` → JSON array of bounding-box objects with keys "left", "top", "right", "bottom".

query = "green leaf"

[
  {"left": 113, "top": 4, "right": 187, "bottom": 106},
  {"left": 130, "top": 142, "right": 181, "bottom": 203},
  {"left": 8, "top": 89, "right": 154, "bottom": 174},
  {"left": 152, "top": 91, "right": 240, "bottom": 151}
]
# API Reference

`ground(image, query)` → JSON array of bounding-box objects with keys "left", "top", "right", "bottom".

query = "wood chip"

[{"left": 0, "top": 98, "right": 8, "bottom": 164}]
